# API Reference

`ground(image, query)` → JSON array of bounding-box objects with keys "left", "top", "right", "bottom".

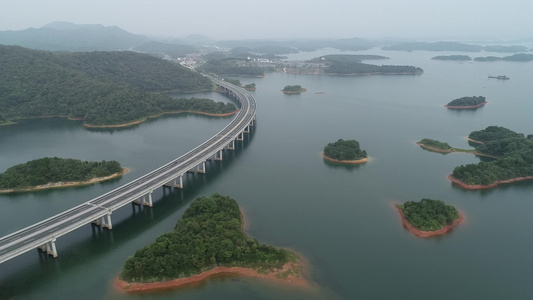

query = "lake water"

[{"left": 1, "top": 48, "right": 533, "bottom": 299}]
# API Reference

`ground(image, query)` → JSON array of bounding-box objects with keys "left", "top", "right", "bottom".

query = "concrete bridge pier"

[
  {"left": 215, "top": 149, "right": 223, "bottom": 161},
  {"left": 236, "top": 132, "right": 244, "bottom": 141},
  {"left": 243, "top": 125, "right": 250, "bottom": 133},
  {"left": 142, "top": 192, "right": 153, "bottom": 207},
  {"left": 249, "top": 119, "right": 254, "bottom": 127},
  {"left": 228, "top": 139, "right": 235, "bottom": 150},
  {"left": 39, "top": 239, "right": 58, "bottom": 258},
  {"left": 197, "top": 161, "right": 206, "bottom": 174},
  {"left": 173, "top": 175, "right": 183, "bottom": 189}
]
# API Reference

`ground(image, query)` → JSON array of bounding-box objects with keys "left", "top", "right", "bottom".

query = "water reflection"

[{"left": 322, "top": 158, "right": 366, "bottom": 172}]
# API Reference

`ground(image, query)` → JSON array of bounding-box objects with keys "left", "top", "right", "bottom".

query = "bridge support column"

[
  {"left": 249, "top": 119, "right": 254, "bottom": 127},
  {"left": 41, "top": 239, "right": 58, "bottom": 258},
  {"left": 197, "top": 161, "right": 206, "bottom": 174},
  {"left": 215, "top": 149, "right": 223, "bottom": 161},
  {"left": 228, "top": 139, "right": 235, "bottom": 150},
  {"left": 174, "top": 176, "right": 183, "bottom": 189},
  {"left": 142, "top": 193, "right": 153, "bottom": 207},
  {"left": 237, "top": 132, "right": 244, "bottom": 141},
  {"left": 101, "top": 212, "right": 112, "bottom": 229},
  {"left": 244, "top": 125, "right": 249, "bottom": 133}
]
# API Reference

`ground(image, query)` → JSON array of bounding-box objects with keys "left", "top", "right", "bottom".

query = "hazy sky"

[{"left": 1, "top": 0, "right": 531, "bottom": 40}]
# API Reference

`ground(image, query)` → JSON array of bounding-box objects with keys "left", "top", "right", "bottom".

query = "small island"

[
  {"left": 244, "top": 83, "right": 256, "bottom": 91},
  {"left": 0, "top": 157, "right": 127, "bottom": 193},
  {"left": 281, "top": 85, "right": 307, "bottom": 94},
  {"left": 322, "top": 139, "right": 369, "bottom": 164},
  {"left": 444, "top": 96, "right": 486, "bottom": 109},
  {"left": 431, "top": 55, "right": 472, "bottom": 61},
  {"left": 396, "top": 199, "right": 463, "bottom": 238},
  {"left": 116, "top": 194, "right": 306, "bottom": 292}
]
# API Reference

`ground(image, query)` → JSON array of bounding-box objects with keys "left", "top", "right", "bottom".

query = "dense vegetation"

[
  {"left": 0, "top": 45, "right": 233, "bottom": 126},
  {"left": 223, "top": 78, "right": 242, "bottom": 86},
  {"left": 474, "top": 53, "right": 533, "bottom": 62},
  {"left": 325, "top": 61, "right": 423, "bottom": 75},
  {"left": 133, "top": 41, "right": 197, "bottom": 59},
  {"left": 244, "top": 83, "right": 256, "bottom": 90},
  {"left": 323, "top": 139, "right": 368, "bottom": 161},
  {"left": 446, "top": 96, "right": 486, "bottom": 107},
  {"left": 0, "top": 157, "right": 123, "bottom": 189},
  {"left": 398, "top": 199, "right": 460, "bottom": 231},
  {"left": 120, "top": 194, "right": 289, "bottom": 283},
  {"left": 431, "top": 55, "right": 472, "bottom": 61},
  {"left": 418, "top": 139, "right": 452, "bottom": 150},
  {"left": 282, "top": 85, "right": 304, "bottom": 93},
  {"left": 320, "top": 54, "right": 389, "bottom": 63},
  {"left": 451, "top": 126, "right": 533, "bottom": 185},
  {"left": 198, "top": 58, "right": 265, "bottom": 76}
]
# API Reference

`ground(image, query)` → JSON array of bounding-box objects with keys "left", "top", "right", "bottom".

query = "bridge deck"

[{"left": 0, "top": 77, "right": 256, "bottom": 264}]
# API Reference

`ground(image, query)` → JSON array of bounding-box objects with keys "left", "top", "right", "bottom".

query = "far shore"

[
  {"left": 444, "top": 101, "right": 487, "bottom": 109},
  {"left": 448, "top": 174, "right": 533, "bottom": 190},
  {"left": 83, "top": 110, "right": 238, "bottom": 128},
  {"left": 0, "top": 168, "right": 129, "bottom": 194},
  {"left": 416, "top": 142, "right": 498, "bottom": 159},
  {"left": 322, "top": 153, "right": 369, "bottom": 164},
  {"left": 325, "top": 72, "right": 421, "bottom": 76},
  {"left": 395, "top": 204, "right": 464, "bottom": 238}
]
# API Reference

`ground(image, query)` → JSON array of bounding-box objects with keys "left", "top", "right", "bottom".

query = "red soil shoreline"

[
  {"left": 395, "top": 205, "right": 464, "bottom": 238},
  {"left": 444, "top": 101, "right": 487, "bottom": 109},
  {"left": 321, "top": 153, "right": 369, "bottom": 164},
  {"left": 114, "top": 261, "right": 307, "bottom": 293},
  {"left": 448, "top": 174, "right": 533, "bottom": 190},
  {"left": 416, "top": 142, "right": 498, "bottom": 159},
  {"left": 466, "top": 137, "right": 484, "bottom": 144}
]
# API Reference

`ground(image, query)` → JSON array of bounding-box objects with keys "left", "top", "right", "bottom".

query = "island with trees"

[
  {"left": 431, "top": 55, "right": 472, "bottom": 61},
  {"left": 444, "top": 96, "right": 487, "bottom": 109},
  {"left": 325, "top": 61, "right": 422, "bottom": 75},
  {"left": 116, "top": 194, "right": 306, "bottom": 292},
  {"left": 244, "top": 83, "right": 256, "bottom": 91},
  {"left": 0, "top": 45, "right": 240, "bottom": 128},
  {"left": 396, "top": 199, "right": 463, "bottom": 237},
  {"left": 322, "top": 139, "right": 369, "bottom": 164},
  {"left": 474, "top": 53, "right": 533, "bottom": 62},
  {"left": 281, "top": 85, "right": 307, "bottom": 94},
  {"left": 421, "top": 126, "right": 533, "bottom": 189},
  {"left": 0, "top": 157, "right": 127, "bottom": 193}
]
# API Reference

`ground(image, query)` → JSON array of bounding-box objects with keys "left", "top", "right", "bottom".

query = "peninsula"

[
  {"left": 0, "top": 157, "right": 126, "bottom": 193},
  {"left": 323, "top": 139, "right": 369, "bottom": 164},
  {"left": 416, "top": 138, "right": 498, "bottom": 159},
  {"left": 444, "top": 96, "right": 487, "bottom": 109},
  {"left": 116, "top": 194, "right": 306, "bottom": 292},
  {"left": 282, "top": 85, "right": 307, "bottom": 94},
  {"left": 0, "top": 45, "right": 237, "bottom": 128},
  {"left": 396, "top": 199, "right": 463, "bottom": 238},
  {"left": 422, "top": 126, "right": 533, "bottom": 189}
]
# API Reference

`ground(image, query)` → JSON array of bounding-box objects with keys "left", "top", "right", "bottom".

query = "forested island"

[
  {"left": 325, "top": 61, "right": 423, "bottom": 75},
  {"left": 0, "top": 157, "right": 126, "bottom": 193},
  {"left": 281, "top": 85, "right": 307, "bottom": 94},
  {"left": 422, "top": 126, "right": 533, "bottom": 189},
  {"left": 116, "top": 194, "right": 305, "bottom": 292},
  {"left": 444, "top": 96, "right": 487, "bottom": 109},
  {"left": 431, "top": 55, "right": 472, "bottom": 61},
  {"left": 244, "top": 83, "right": 256, "bottom": 91},
  {"left": 474, "top": 53, "right": 533, "bottom": 62},
  {"left": 396, "top": 199, "right": 463, "bottom": 237},
  {"left": 323, "top": 139, "right": 369, "bottom": 163},
  {"left": 0, "top": 45, "right": 238, "bottom": 127},
  {"left": 383, "top": 41, "right": 527, "bottom": 53}
]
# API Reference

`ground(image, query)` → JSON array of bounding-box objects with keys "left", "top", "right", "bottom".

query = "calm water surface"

[{"left": 1, "top": 49, "right": 532, "bottom": 299}]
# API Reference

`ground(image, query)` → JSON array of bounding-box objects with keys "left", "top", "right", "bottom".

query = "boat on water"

[{"left": 488, "top": 75, "right": 510, "bottom": 80}]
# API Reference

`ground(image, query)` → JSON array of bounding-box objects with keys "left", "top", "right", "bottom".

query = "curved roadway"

[{"left": 0, "top": 76, "right": 256, "bottom": 263}]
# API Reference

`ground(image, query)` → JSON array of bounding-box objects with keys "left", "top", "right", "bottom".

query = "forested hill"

[{"left": 0, "top": 45, "right": 219, "bottom": 126}]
